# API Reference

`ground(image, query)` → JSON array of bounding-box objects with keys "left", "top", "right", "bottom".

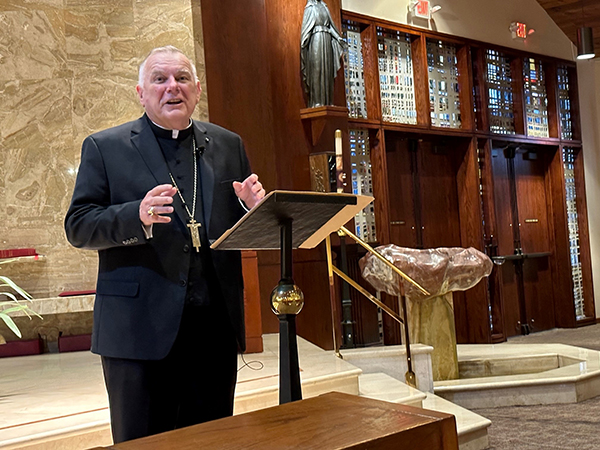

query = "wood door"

[
  {"left": 386, "top": 138, "right": 418, "bottom": 248},
  {"left": 491, "top": 144, "right": 556, "bottom": 336},
  {"left": 386, "top": 136, "right": 463, "bottom": 250},
  {"left": 384, "top": 135, "right": 468, "bottom": 344},
  {"left": 514, "top": 150, "right": 555, "bottom": 333},
  {"left": 418, "top": 141, "right": 462, "bottom": 249}
]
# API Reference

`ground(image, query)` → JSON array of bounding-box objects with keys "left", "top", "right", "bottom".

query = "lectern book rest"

[{"left": 210, "top": 190, "right": 373, "bottom": 251}]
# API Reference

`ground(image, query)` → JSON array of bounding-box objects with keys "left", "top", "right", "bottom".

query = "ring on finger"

[{"left": 147, "top": 206, "right": 155, "bottom": 216}]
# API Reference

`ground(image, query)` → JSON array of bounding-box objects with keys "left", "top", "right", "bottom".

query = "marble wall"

[{"left": 0, "top": 0, "right": 208, "bottom": 305}]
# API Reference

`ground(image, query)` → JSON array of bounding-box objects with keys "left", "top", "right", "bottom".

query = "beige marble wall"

[{"left": 0, "top": 1, "right": 207, "bottom": 305}]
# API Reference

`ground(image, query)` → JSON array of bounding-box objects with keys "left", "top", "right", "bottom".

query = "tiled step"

[
  {"left": 358, "top": 372, "right": 426, "bottom": 407},
  {"left": 341, "top": 343, "right": 434, "bottom": 392},
  {"left": 357, "top": 372, "right": 490, "bottom": 450},
  {"left": 423, "top": 393, "right": 491, "bottom": 450}
]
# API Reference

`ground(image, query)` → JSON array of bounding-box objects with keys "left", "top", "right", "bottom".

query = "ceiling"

[{"left": 536, "top": 0, "right": 600, "bottom": 57}]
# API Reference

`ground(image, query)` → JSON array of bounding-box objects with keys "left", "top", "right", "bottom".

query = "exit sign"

[
  {"left": 509, "top": 21, "right": 533, "bottom": 40},
  {"left": 413, "top": 0, "right": 430, "bottom": 19}
]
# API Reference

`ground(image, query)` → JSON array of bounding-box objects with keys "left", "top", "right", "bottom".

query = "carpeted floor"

[{"left": 471, "top": 323, "right": 600, "bottom": 450}]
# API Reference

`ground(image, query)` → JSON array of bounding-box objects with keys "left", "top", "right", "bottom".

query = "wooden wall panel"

[
  {"left": 371, "top": 128, "right": 391, "bottom": 244},
  {"left": 510, "top": 57, "right": 526, "bottom": 136},
  {"left": 472, "top": 47, "right": 490, "bottom": 132},
  {"left": 201, "top": 0, "right": 279, "bottom": 350},
  {"left": 265, "top": 0, "right": 345, "bottom": 192},
  {"left": 361, "top": 25, "right": 382, "bottom": 122},
  {"left": 457, "top": 45, "right": 475, "bottom": 131},
  {"left": 522, "top": 257, "right": 555, "bottom": 332},
  {"left": 242, "top": 251, "right": 264, "bottom": 353},
  {"left": 500, "top": 263, "right": 521, "bottom": 337},
  {"left": 544, "top": 62, "right": 560, "bottom": 139},
  {"left": 491, "top": 143, "right": 521, "bottom": 338},
  {"left": 456, "top": 138, "right": 490, "bottom": 343},
  {"left": 203, "top": 0, "right": 346, "bottom": 350},
  {"left": 515, "top": 150, "right": 556, "bottom": 332},
  {"left": 478, "top": 140, "right": 506, "bottom": 341},
  {"left": 491, "top": 146, "right": 516, "bottom": 256},
  {"left": 200, "top": 0, "right": 278, "bottom": 191},
  {"left": 258, "top": 251, "right": 281, "bottom": 336},
  {"left": 413, "top": 35, "right": 431, "bottom": 128}
]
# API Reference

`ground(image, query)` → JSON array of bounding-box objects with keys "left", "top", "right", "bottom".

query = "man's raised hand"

[{"left": 139, "top": 184, "right": 178, "bottom": 225}]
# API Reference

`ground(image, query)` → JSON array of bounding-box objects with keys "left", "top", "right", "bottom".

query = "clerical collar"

[{"left": 146, "top": 115, "right": 193, "bottom": 140}]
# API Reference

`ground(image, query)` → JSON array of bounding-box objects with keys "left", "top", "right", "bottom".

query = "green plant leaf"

[
  {"left": 0, "top": 313, "right": 22, "bottom": 338},
  {"left": 0, "top": 299, "right": 20, "bottom": 307},
  {"left": 0, "top": 292, "right": 19, "bottom": 302},
  {"left": 0, "top": 275, "right": 41, "bottom": 338},
  {"left": 0, "top": 303, "right": 42, "bottom": 319},
  {"left": 0, "top": 276, "right": 32, "bottom": 300},
  {"left": 0, "top": 258, "right": 19, "bottom": 265},
  {"left": 0, "top": 306, "right": 28, "bottom": 315}
]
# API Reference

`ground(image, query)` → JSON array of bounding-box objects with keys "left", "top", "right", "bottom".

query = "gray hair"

[{"left": 138, "top": 45, "right": 198, "bottom": 86}]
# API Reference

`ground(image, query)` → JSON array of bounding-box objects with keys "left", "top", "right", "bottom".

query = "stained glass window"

[
  {"left": 343, "top": 20, "right": 367, "bottom": 119},
  {"left": 377, "top": 28, "right": 417, "bottom": 124},
  {"left": 523, "top": 58, "right": 549, "bottom": 138},
  {"left": 563, "top": 147, "right": 585, "bottom": 319},
  {"left": 350, "top": 129, "right": 376, "bottom": 242},
  {"left": 427, "top": 40, "right": 461, "bottom": 128},
  {"left": 486, "top": 49, "right": 515, "bottom": 134},
  {"left": 557, "top": 65, "right": 573, "bottom": 140}
]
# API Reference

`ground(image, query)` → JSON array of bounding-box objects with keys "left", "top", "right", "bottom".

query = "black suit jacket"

[{"left": 65, "top": 116, "right": 250, "bottom": 360}]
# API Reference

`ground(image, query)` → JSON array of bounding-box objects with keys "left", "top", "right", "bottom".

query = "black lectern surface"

[{"left": 210, "top": 190, "right": 363, "bottom": 250}]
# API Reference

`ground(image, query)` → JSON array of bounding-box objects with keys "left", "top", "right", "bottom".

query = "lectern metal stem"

[
  {"left": 271, "top": 218, "right": 303, "bottom": 404},
  {"left": 281, "top": 218, "right": 293, "bottom": 283},
  {"left": 278, "top": 314, "right": 302, "bottom": 403}
]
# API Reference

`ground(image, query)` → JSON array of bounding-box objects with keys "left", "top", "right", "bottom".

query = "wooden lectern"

[
  {"left": 211, "top": 191, "right": 372, "bottom": 404},
  {"left": 90, "top": 392, "right": 459, "bottom": 450}
]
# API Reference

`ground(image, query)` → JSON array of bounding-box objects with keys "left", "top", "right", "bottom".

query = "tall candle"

[{"left": 335, "top": 129, "right": 344, "bottom": 193}]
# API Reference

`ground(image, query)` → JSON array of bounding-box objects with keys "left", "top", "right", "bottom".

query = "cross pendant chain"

[
  {"left": 167, "top": 134, "right": 203, "bottom": 253},
  {"left": 187, "top": 219, "right": 202, "bottom": 252}
]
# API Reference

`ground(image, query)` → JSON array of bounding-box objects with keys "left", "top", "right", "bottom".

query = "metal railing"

[{"left": 325, "top": 226, "right": 429, "bottom": 388}]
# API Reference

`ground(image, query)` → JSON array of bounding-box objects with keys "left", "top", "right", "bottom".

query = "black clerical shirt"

[{"left": 147, "top": 116, "right": 219, "bottom": 307}]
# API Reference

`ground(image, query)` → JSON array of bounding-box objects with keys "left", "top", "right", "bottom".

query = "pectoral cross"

[{"left": 187, "top": 219, "right": 202, "bottom": 252}]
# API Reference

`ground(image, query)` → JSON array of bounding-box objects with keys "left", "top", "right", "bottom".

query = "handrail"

[
  {"left": 325, "top": 230, "right": 426, "bottom": 388},
  {"left": 338, "top": 226, "right": 430, "bottom": 296}
]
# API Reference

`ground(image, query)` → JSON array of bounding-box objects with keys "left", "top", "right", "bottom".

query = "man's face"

[{"left": 136, "top": 52, "right": 201, "bottom": 130}]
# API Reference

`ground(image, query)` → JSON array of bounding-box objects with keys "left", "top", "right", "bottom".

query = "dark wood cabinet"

[
  {"left": 335, "top": 11, "right": 595, "bottom": 344},
  {"left": 200, "top": 0, "right": 595, "bottom": 348}
]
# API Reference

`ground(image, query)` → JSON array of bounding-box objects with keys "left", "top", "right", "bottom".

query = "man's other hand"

[
  {"left": 140, "top": 184, "right": 178, "bottom": 225},
  {"left": 233, "top": 174, "right": 265, "bottom": 209}
]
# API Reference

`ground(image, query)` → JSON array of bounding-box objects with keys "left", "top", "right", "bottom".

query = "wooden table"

[{"left": 91, "top": 392, "right": 458, "bottom": 450}]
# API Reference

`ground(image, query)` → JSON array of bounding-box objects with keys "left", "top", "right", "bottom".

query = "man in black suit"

[{"left": 65, "top": 45, "right": 265, "bottom": 443}]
